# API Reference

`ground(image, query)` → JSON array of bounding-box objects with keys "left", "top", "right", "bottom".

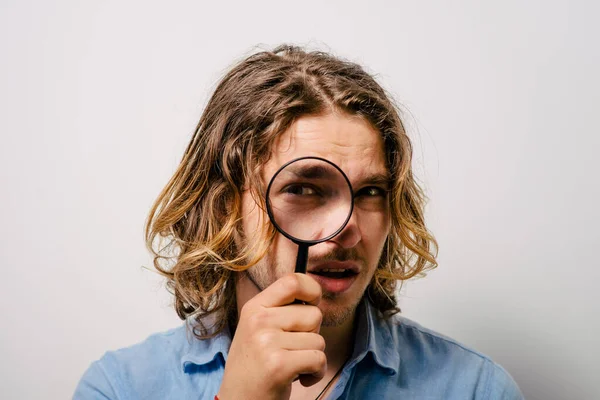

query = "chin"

[{"left": 319, "top": 294, "right": 362, "bottom": 327}]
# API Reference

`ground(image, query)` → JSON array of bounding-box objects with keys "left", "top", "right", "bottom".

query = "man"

[{"left": 74, "top": 45, "right": 524, "bottom": 399}]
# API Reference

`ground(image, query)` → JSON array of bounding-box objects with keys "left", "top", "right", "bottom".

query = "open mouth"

[
  {"left": 307, "top": 267, "right": 359, "bottom": 293},
  {"left": 310, "top": 269, "right": 357, "bottom": 279}
]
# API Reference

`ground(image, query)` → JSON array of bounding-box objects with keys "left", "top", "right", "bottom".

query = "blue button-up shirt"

[{"left": 74, "top": 299, "right": 524, "bottom": 399}]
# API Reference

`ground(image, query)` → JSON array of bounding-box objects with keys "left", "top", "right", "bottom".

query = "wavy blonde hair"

[{"left": 146, "top": 44, "right": 438, "bottom": 338}]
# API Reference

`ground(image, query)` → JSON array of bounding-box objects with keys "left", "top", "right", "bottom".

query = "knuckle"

[
  {"left": 247, "top": 308, "right": 269, "bottom": 330},
  {"left": 256, "top": 330, "right": 276, "bottom": 348},
  {"left": 281, "top": 274, "right": 300, "bottom": 293},
  {"left": 266, "top": 351, "right": 287, "bottom": 378},
  {"left": 314, "top": 350, "right": 327, "bottom": 368},
  {"left": 310, "top": 306, "right": 323, "bottom": 325},
  {"left": 315, "top": 285, "right": 322, "bottom": 299},
  {"left": 239, "top": 302, "right": 256, "bottom": 321},
  {"left": 314, "top": 334, "right": 326, "bottom": 351},
  {"left": 239, "top": 303, "right": 250, "bottom": 319},
  {"left": 311, "top": 279, "right": 322, "bottom": 298}
]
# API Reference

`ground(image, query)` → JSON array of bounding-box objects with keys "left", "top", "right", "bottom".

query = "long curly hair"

[{"left": 145, "top": 44, "right": 438, "bottom": 338}]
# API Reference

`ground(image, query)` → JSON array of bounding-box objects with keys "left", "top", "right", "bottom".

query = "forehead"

[{"left": 264, "top": 112, "right": 388, "bottom": 184}]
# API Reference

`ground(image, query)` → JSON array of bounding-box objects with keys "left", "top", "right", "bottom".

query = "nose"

[{"left": 331, "top": 208, "right": 361, "bottom": 248}]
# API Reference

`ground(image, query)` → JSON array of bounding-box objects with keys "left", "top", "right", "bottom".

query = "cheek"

[
  {"left": 239, "top": 192, "right": 271, "bottom": 263},
  {"left": 240, "top": 192, "right": 262, "bottom": 238},
  {"left": 271, "top": 233, "right": 300, "bottom": 273},
  {"left": 360, "top": 212, "right": 391, "bottom": 261},
  {"left": 241, "top": 191, "right": 298, "bottom": 275}
]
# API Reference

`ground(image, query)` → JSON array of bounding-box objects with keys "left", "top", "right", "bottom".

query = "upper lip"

[{"left": 307, "top": 261, "right": 360, "bottom": 274}]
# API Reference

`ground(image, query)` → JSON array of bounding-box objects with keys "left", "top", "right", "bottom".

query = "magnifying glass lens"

[{"left": 267, "top": 158, "right": 353, "bottom": 242}]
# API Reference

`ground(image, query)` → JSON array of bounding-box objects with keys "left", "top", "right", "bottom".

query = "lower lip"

[{"left": 308, "top": 273, "right": 358, "bottom": 293}]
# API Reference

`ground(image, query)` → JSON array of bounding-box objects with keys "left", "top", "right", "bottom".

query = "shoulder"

[
  {"left": 73, "top": 324, "right": 192, "bottom": 399},
  {"left": 385, "top": 314, "right": 491, "bottom": 361},
  {"left": 99, "top": 323, "right": 192, "bottom": 377},
  {"left": 383, "top": 314, "right": 524, "bottom": 399}
]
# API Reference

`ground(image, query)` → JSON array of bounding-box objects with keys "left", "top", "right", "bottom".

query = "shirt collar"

[
  {"left": 349, "top": 297, "right": 400, "bottom": 375},
  {"left": 180, "top": 318, "right": 232, "bottom": 373},
  {"left": 180, "top": 297, "right": 400, "bottom": 375}
]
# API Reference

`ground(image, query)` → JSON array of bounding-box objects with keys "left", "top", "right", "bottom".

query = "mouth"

[{"left": 307, "top": 262, "right": 359, "bottom": 294}]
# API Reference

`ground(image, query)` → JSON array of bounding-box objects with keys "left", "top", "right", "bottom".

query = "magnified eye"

[{"left": 283, "top": 184, "right": 318, "bottom": 196}]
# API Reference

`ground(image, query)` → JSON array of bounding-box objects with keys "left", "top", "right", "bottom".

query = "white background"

[{"left": 1, "top": 1, "right": 598, "bottom": 399}]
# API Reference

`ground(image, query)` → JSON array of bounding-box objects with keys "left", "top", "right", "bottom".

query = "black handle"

[
  {"left": 294, "top": 243, "right": 309, "bottom": 274},
  {"left": 293, "top": 243, "right": 310, "bottom": 304}
]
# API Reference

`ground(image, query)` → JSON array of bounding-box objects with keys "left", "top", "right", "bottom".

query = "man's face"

[{"left": 239, "top": 112, "right": 391, "bottom": 326}]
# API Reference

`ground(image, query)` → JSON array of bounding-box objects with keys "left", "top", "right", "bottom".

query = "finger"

[
  {"left": 282, "top": 349, "right": 327, "bottom": 381},
  {"left": 277, "top": 332, "right": 326, "bottom": 351},
  {"left": 299, "top": 373, "right": 323, "bottom": 388},
  {"left": 255, "top": 273, "right": 322, "bottom": 308},
  {"left": 267, "top": 304, "right": 323, "bottom": 333}
]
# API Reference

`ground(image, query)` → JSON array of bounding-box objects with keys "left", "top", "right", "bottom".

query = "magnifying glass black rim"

[{"left": 265, "top": 156, "right": 354, "bottom": 246}]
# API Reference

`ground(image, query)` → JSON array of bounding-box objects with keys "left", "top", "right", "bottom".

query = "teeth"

[{"left": 319, "top": 269, "right": 347, "bottom": 273}]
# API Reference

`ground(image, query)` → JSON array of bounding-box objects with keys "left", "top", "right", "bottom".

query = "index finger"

[{"left": 255, "top": 273, "right": 322, "bottom": 308}]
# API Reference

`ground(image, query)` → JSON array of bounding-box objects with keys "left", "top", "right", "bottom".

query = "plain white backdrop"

[{"left": 1, "top": 1, "right": 598, "bottom": 399}]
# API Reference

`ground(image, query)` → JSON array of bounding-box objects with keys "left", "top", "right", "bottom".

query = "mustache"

[{"left": 309, "top": 247, "right": 363, "bottom": 264}]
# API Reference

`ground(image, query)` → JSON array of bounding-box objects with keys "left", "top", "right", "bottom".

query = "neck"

[{"left": 319, "top": 313, "right": 355, "bottom": 367}]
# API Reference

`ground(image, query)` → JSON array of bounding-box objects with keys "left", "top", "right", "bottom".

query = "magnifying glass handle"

[
  {"left": 294, "top": 243, "right": 309, "bottom": 274},
  {"left": 293, "top": 243, "right": 309, "bottom": 305}
]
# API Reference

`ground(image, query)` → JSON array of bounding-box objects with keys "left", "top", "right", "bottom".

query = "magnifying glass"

[{"left": 266, "top": 156, "right": 354, "bottom": 274}]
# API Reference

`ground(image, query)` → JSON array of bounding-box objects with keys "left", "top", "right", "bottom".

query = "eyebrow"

[
  {"left": 357, "top": 172, "right": 391, "bottom": 188},
  {"left": 280, "top": 164, "right": 391, "bottom": 189},
  {"left": 287, "top": 164, "right": 339, "bottom": 180}
]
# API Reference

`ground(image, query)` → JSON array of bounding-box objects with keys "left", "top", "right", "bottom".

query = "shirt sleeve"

[
  {"left": 73, "top": 360, "right": 119, "bottom": 400},
  {"left": 482, "top": 360, "right": 525, "bottom": 400}
]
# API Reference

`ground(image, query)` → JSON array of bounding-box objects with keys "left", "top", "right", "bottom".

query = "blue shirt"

[{"left": 74, "top": 299, "right": 524, "bottom": 399}]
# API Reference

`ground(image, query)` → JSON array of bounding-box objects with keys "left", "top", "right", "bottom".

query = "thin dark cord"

[{"left": 315, "top": 359, "right": 349, "bottom": 400}]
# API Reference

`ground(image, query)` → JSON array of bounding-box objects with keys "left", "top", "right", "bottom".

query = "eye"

[
  {"left": 356, "top": 186, "right": 386, "bottom": 197},
  {"left": 354, "top": 186, "right": 389, "bottom": 211},
  {"left": 283, "top": 184, "right": 318, "bottom": 196}
]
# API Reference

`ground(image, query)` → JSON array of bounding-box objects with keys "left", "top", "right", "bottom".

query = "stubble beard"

[{"left": 244, "top": 250, "right": 368, "bottom": 327}]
